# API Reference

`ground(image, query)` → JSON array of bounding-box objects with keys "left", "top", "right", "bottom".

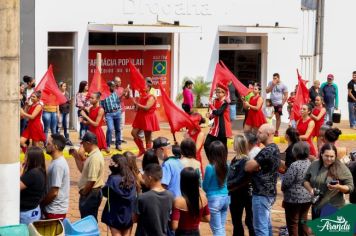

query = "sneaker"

[
  {"left": 65, "top": 139, "right": 73, "bottom": 146},
  {"left": 274, "top": 130, "right": 279, "bottom": 137},
  {"left": 121, "top": 140, "right": 127, "bottom": 143},
  {"left": 116, "top": 145, "right": 122, "bottom": 151}
]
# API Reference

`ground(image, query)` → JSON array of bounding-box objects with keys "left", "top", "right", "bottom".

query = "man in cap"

[
  {"left": 153, "top": 137, "right": 183, "bottom": 198},
  {"left": 101, "top": 80, "right": 122, "bottom": 151},
  {"left": 320, "top": 74, "right": 339, "bottom": 123},
  {"left": 70, "top": 131, "right": 104, "bottom": 220}
]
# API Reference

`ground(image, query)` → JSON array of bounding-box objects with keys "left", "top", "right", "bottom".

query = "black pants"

[
  {"left": 284, "top": 202, "right": 311, "bottom": 236},
  {"left": 203, "top": 134, "right": 227, "bottom": 155},
  {"left": 230, "top": 191, "right": 255, "bottom": 236},
  {"left": 79, "top": 188, "right": 102, "bottom": 221},
  {"left": 175, "top": 229, "right": 200, "bottom": 236},
  {"left": 182, "top": 104, "right": 191, "bottom": 114}
]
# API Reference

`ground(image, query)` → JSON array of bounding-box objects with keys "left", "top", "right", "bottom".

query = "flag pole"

[{"left": 96, "top": 53, "right": 102, "bottom": 73}]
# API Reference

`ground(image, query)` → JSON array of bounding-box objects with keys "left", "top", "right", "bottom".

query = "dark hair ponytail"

[
  {"left": 183, "top": 80, "right": 193, "bottom": 90},
  {"left": 286, "top": 127, "right": 300, "bottom": 144},
  {"left": 180, "top": 167, "right": 200, "bottom": 218}
]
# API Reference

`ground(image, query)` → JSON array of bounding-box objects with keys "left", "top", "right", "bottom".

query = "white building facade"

[{"left": 20, "top": 0, "right": 355, "bottom": 127}]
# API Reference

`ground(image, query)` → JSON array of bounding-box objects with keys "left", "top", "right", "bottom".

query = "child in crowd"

[
  {"left": 264, "top": 99, "right": 275, "bottom": 124},
  {"left": 134, "top": 164, "right": 174, "bottom": 236}
]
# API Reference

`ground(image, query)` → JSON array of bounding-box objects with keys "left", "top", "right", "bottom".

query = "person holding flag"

[
  {"left": 20, "top": 91, "right": 46, "bottom": 150},
  {"left": 296, "top": 104, "right": 317, "bottom": 157},
  {"left": 244, "top": 83, "right": 267, "bottom": 133},
  {"left": 131, "top": 77, "right": 160, "bottom": 156},
  {"left": 204, "top": 82, "right": 232, "bottom": 154},
  {"left": 80, "top": 92, "right": 109, "bottom": 152}
]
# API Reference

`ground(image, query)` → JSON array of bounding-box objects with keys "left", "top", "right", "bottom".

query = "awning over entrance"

[
  {"left": 88, "top": 23, "right": 200, "bottom": 33},
  {"left": 219, "top": 25, "right": 298, "bottom": 35}
]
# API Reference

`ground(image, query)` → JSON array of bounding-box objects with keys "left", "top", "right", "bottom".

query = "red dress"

[
  {"left": 311, "top": 106, "right": 325, "bottom": 137},
  {"left": 22, "top": 102, "right": 46, "bottom": 142},
  {"left": 297, "top": 118, "right": 317, "bottom": 156},
  {"left": 245, "top": 95, "right": 267, "bottom": 128},
  {"left": 132, "top": 94, "right": 160, "bottom": 131},
  {"left": 88, "top": 106, "right": 107, "bottom": 150}
]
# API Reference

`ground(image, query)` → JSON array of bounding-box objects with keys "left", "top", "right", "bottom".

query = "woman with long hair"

[
  {"left": 20, "top": 146, "right": 46, "bottom": 224},
  {"left": 80, "top": 92, "right": 108, "bottom": 152},
  {"left": 20, "top": 91, "right": 46, "bottom": 151},
  {"left": 296, "top": 104, "right": 316, "bottom": 157},
  {"left": 186, "top": 112, "right": 206, "bottom": 176},
  {"left": 244, "top": 83, "right": 267, "bottom": 133},
  {"left": 76, "top": 81, "right": 90, "bottom": 139},
  {"left": 202, "top": 140, "right": 230, "bottom": 236},
  {"left": 304, "top": 144, "right": 354, "bottom": 219},
  {"left": 123, "top": 151, "right": 142, "bottom": 194},
  {"left": 282, "top": 141, "right": 311, "bottom": 236},
  {"left": 311, "top": 95, "right": 326, "bottom": 146},
  {"left": 228, "top": 134, "right": 255, "bottom": 236},
  {"left": 172, "top": 167, "right": 210, "bottom": 236},
  {"left": 182, "top": 80, "right": 194, "bottom": 114},
  {"left": 284, "top": 127, "right": 300, "bottom": 169},
  {"left": 57, "top": 82, "right": 71, "bottom": 140},
  {"left": 131, "top": 78, "right": 160, "bottom": 156},
  {"left": 102, "top": 154, "right": 136, "bottom": 236}
]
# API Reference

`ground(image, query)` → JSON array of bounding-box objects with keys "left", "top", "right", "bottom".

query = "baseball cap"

[
  {"left": 153, "top": 137, "right": 170, "bottom": 149},
  {"left": 81, "top": 131, "right": 98, "bottom": 145},
  {"left": 145, "top": 77, "right": 153, "bottom": 85},
  {"left": 107, "top": 80, "right": 116, "bottom": 87},
  {"left": 327, "top": 74, "right": 334, "bottom": 79}
]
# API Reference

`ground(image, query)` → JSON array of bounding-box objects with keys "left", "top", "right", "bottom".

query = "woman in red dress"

[
  {"left": 185, "top": 113, "right": 206, "bottom": 176},
  {"left": 244, "top": 83, "right": 267, "bottom": 132},
  {"left": 80, "top": 92, "right": 108, "bottom": 152},
  {"left": 310, "top": 95, "right": 326, "bottom": 151},
  {"left": 20, "top": 91, "right": 46, "bottom": 150},
  {"left": 131, "top": 78, "right": 160, "bottom": 156},
  {"left": 297, "top": 104, "right": 317, "bottom": 157}
]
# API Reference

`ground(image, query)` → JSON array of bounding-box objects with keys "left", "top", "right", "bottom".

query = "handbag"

[
  {"left": 227, "top": 156, "right": 251, "bottom": 192},
  {"left": 332, "top": 109, "right": 341, "bottom": 123}
]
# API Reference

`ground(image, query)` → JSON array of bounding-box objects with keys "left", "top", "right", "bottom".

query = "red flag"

[
  {"left": 210, "top": 63, "right": 231, "bottom": 98},
  {"left": 129, "top": 61, "right": 146, "bottom": 94},
  {"left": 35, "top": 65, "right": 67, "bottom": 105},
  {"left": 220, "top": 61, "right": 249, "bottom": 97},
  {"left": 87, "top": 68, "right": 110, "bottom": 100},
  {"left": 159, "top": 82, "right": 199, "bottom": 133},
  {"left": 291, "top": 70, "right": 310, "bottom": 121}
]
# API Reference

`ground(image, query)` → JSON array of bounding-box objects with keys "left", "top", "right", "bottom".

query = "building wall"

[{"left": 316, "top": 0, "right": 356, "bottom": 119}]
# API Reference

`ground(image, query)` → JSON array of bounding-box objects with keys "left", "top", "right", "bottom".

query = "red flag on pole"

[
  {"left": 220, "top": 61, "right": 249, "bottom": 97},
  {"left": 87, "top": 68, "right": 111, "bottom": 100},
  {"left": 209, "top": 63, "right": 231, "bottom": 99},
  {"left": 159, "top": 82, "right": 199, "bottom": 133},
  {"left": 35, "top": 65, "right": 67, "bottom": 105},
  {"left": 129, "top": 61, "right": 146, "bottom": 94},
  {"left": 291, "top": 69, "right": 310, "bottom": 121}
]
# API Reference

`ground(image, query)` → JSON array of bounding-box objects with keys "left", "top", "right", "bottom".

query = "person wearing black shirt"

[
  {"left": 20, "top": 147, "right": 46, "bottom": 224},
  {"left": 309, "top": 80, "right": 322, "bottom": 105},
  {"left": 245, "top": 124, "right": 280, "bottom": 236},
  {"left": 228, "top": 81, "right": 239, "bottom": 121},
  {"left": 347, "top": 71, "right": 356, "bottom": 129}
]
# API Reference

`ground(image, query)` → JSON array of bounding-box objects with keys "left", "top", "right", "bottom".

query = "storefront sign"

[{"left": 88, "top": 50, "right": 171, "bottom": 124}]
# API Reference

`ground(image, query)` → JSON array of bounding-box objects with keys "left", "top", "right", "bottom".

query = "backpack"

[{"left": 227, "top": 156, "right": 251, "bottom": 192}]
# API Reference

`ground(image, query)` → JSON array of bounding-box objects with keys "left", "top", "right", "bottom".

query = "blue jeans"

[
  {"left": 252, "top": 195, "right": 275, "bottom": 236},
  {"left": 208, "top": 195, "right": 230, "bottom": 236},
  {"left": 105, "top": 111, "right": 121, "bottom": 148},
  {"left": 325, "top": 106, "right": 335, "bottom": 123},
  {"left": 42, "top": 111, "right": 58, "bottom": 139},
  {"left": 20, "top": 118, "right": 28, "bottom": 135},
  {"left": 348, "top": 102, "right": 356, "bottom": 128},
  {"left": 230, "top": 104, "right": 237, "bottom": 121},
  {"left": 57, "top": 112, "right": 69, "bottom": 138}
]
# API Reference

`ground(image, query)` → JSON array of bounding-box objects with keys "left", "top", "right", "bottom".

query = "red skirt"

[
  {"left": 132, "top": 112, "right": 160, "bottom": 131},
  {"left": 22, "top": 123, "right": 46, "bottom": 142},
  {"left": 89, "top": 126, "right": 107, "bottom": 150},
  {"left": 245, "top": 109, "right": 267, "bottom": 128}
]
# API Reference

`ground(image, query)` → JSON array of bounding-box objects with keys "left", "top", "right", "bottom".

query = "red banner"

[{"left": 88, "top": 50, "right": 171, "bottom": 124}]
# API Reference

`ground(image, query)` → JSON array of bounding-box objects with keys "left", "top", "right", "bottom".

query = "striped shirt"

[{"left": 100, "top": 92, "right": 121, "bottom": 113}]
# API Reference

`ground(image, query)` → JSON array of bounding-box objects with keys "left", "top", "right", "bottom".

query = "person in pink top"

[
  {"left": 182, "top": 80, "right": 194, "bottom": 114},
  {"left": 114, "top": 76, "right": 130, "bottom": 143}
]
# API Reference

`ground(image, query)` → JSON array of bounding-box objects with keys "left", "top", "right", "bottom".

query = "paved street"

[{"left": 59, "top": 120, "right": 356, "bottom": 235}]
